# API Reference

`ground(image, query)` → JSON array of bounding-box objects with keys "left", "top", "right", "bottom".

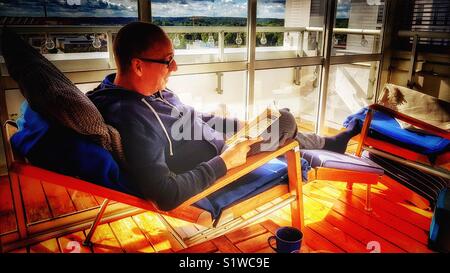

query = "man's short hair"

[{"left": 113, "top": 22, "right": 168, "bottom": 73}]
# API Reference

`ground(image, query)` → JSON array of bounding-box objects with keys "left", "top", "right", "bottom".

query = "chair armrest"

[
  {"left": 176, "top": 140, "right": 299, "bottom": 209},
  {"left": 369, "top": 104, "right": 450, "bottom": 140}
]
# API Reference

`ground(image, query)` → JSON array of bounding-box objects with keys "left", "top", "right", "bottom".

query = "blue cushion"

[
  {"left": 195, "top": 157, "right": 311, "bottom": 219},
  {"left": 344, "top": 107, "right": 450, "bottom": 155},
  {"left": 301, "top": 149, "right": 384, "bottom": 175},
  {"left": 195, "top": 158, "right": 289, "bottom": 219},
  {"left": 11, "top": 102, "right": 132, "bottom": 193}
]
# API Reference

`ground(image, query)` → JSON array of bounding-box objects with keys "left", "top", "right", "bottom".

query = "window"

[
  {"left": 256, "top": 0, "right": 326, "bottom": 60},
  {"left": 167, "top": 71, "right": 247, "bottom": 120},
  {"left": 325, "top": 61, "right": 379, "bottom": 130},
  {"left": 0, "top": 0, "right": 138, "bottom": 58},
  {"left": 332, "top": 0, "right": 384, "bottom": 56},
  {"left": 151, "top": 0, "right": 248, "bottom": 64},
  {"left": 255, "top": 66, "right": 321, "bottom": 133},
  {"left": 0, "top": 0, "right": 138, "bottom": 24}
]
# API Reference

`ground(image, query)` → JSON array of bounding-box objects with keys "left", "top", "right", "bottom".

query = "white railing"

[{"left": 1, "top": 25, "right": 382, "bottom": 64}]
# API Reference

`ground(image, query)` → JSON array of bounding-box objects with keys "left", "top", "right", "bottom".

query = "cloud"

[
  {"left": 152, "top": 0, "right": 285, "bottom": 18},
  {"left": 0, "top": 0, "right": 285, "bottom": 18},
  {"left": 336, "top": 0, "right": 350, "bottom": 18},
  {"left": 0, "top": 0, "right": 138, "bottom": 17}
]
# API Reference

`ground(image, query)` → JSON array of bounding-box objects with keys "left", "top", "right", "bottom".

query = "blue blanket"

[{"left": 344, "top": 107, "right": 450, "bottom": 156}]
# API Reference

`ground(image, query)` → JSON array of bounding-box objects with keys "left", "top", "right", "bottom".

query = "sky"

[{"left": 0, "top": 0, "right": 350, "bottom": 19}]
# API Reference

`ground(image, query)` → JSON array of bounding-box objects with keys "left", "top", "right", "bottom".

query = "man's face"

[{"left": 138, "top": 36, "right": 177, "bottom": 92}]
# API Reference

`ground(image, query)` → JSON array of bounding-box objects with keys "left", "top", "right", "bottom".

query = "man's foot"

[{"left": 322, "top": 119, "right": 362, "bottom": 154}]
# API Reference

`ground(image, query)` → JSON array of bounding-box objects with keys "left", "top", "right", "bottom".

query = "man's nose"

[{"left": 170, "top": 59, "right": 178, "bottom": 72}]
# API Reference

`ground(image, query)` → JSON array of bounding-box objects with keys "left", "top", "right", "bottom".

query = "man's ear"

[{"left": 131, "top": 58, "right": 144, "bottom": 77}]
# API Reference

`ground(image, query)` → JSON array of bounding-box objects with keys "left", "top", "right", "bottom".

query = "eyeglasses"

[{"left": 136, "top": 55, "right": 175, "bottom": 68}]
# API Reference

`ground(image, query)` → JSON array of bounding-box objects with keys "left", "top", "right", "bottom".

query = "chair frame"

[
  {"left": 307, "top": 165, "right": 380, "bottom": 212},
  {"left": 356, "top": 104, "right": 450, "bottom": 180},
  {"left": 2, "top": 122, "right": 304, "bottom": 251}
]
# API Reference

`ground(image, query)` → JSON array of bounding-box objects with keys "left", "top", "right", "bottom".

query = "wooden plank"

[
  {"left": 29, "top": 238, "right": 60, "bottom": 253},
  {"left": 0, "top": 176, "right": 17, "bottom": 233},
  {"left": 162, "top": 215, "right": 199, "bottom": 239},
  {"left": 9, "top": 248, "right": 28, "bottom": 253},
  {"left": 303, "top": 194, "right": 405, "bottom": 253},
  {"left": 88, "top": 223, "right": 124, "bottom": 253},
  {"left": 235, "top": 232, "right": 273, "bottom": 253},
  {"left": 326, "top": 180, "right": 431, "bottom": 231},
  {"left": 315, "top": 181, "right": 429, "bottom": 244},
  {"left": 109, "top": 217, "right": 155, "bottom": 253},
  {"left": 93, "top": 195, "right": 106, "bottom": 205},
  {"left": 161, "top": 216, "right": 188, "bottom": 239},
  {"left": 41, "top": 182, "right": 76, "bottom": 217},
  {"left": 324, "top": 209, "right": 405, "bottom": 253},
  {"left": 19, "top": 176, "right": 52, "bottom": 223},
  {"left": 307, "top": 182, "right": 432, "bottom": 253},
  {"left": 307, "top": 220, "right": 368, "bottom": 253},
  {"left": 178, "top": 241, "right": 217, "bottom": 253},
  {"left": 225, "top": 223, "right": 267, "bottom": 244},
  {"left": 132, "top": 212, "right": 184, "bottom": 253},
  {"left": 302, "top": 226, "right": 344, "bottom": 253},
  {"left": 377, "top": 176, "right": 430, "bottom": 210},
  {"left": 67, "top": 189, "right": 99, "bottom": 211},
  {"left": 211, "top": 236, "right": 241, "bottom": 253},
  {"left": 369, "top": 180, "right": 432, "bottom": 216},
  {"left": 58, "top": 231, "right": 92, "bottom": 253},
  {"left": 255, "top": 246, "right": 276, "bottom": 253}
]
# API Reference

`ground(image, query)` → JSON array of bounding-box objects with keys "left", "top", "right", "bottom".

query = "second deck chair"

[
  {"left": 4, "top": 122, "right": 304, "bottom": 248},
  {"left": 355, "top": 104, "right": 450, "bottom": 179}
]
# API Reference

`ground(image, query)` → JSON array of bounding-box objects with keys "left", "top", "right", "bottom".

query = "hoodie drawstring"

[{"left": 141, "top": 98, "right": 174, "bottom": 156}]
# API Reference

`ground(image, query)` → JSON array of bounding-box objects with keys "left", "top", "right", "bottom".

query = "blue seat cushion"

[
  {"left": 301, "top": 149, "right": 384, "bottom": 175},
  {"left": 344, "top": 107, "right": 450, "bottom": 156},
  {"left": 195, "top": 158, "right": 289, "bottom": 219}
]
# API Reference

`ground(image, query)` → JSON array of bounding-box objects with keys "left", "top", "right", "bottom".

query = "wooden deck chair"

[
  {"left": 356, "top": 104, "right": 450, "bottom": 180},
  {"left": 3, "top": 122, "right": 304, "bottom": 249}
]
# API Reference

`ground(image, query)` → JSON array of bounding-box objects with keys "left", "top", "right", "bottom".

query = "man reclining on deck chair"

[{"left": 81, "top": 22, "right": 362, "bottom": 211}]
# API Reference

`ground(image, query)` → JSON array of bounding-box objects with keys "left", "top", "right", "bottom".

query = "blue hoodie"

[{"left": 87, "top": 74, "right": 241, "bottom": 211}]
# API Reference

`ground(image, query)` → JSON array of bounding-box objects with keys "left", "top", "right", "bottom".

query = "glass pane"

[
  {"left": 325, "top": 61, "right": 379, "bottom": 133},
  {"left": 0, "top": 0, "right": 138, "bottom": 24},
  {"left": 332, "top": 0, "right": 385, "bottom": 56},
  {"left": 255, "top": 66, "right": 321, "bottom": 133},
  {"left": 0, "top": 0, "right": 138, "bottom": 66},
  {"left": 167, "top": 71, "right": 247, "bottom": 121},
  {"left": 256, "top": 0, "right": 326, "bottom": 60},
  {"left": 152, "top": 0, "right": 248, "bottom": 64}
]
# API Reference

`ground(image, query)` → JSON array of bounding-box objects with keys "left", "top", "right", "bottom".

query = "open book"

[{"left": 225, "top": 106, "right": 281, "bottom": 146}]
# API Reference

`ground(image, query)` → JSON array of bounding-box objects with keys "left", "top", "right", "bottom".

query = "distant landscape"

[{"left": 0, "top": 15, "right": 348, "bottom": 51}]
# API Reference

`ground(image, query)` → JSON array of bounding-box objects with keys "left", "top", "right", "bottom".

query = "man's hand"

[{"left": 220, "top": 137, "right": 263, "bottom": 170}]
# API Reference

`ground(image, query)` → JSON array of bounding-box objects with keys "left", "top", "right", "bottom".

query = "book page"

[{"left": 225, "top": 107, "right": 281, "bottom": 146}]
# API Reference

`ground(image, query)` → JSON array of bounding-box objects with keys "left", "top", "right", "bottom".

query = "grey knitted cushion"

[{"left": 1, "top": 28, "right": 124, "bottom": 163}]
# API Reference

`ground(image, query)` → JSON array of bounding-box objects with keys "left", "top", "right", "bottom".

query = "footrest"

[{"left": 301, "top": 150, "right": 384, "bottom": 175}]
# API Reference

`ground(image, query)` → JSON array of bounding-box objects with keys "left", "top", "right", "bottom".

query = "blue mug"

[{"left": 268, "top": 226, "right": 303, "bottom": 253}]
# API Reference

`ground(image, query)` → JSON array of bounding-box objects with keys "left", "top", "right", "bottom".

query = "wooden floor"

[
  {"left": 0, "top": 171, "right": 434, "bottom": 253},
  {"left": 0, "top": 126, "right": 435, "bottom": 253}
]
